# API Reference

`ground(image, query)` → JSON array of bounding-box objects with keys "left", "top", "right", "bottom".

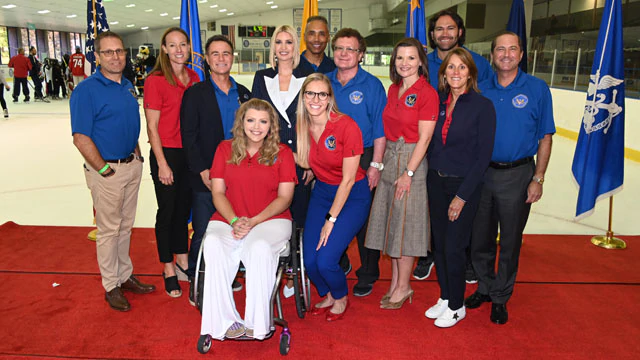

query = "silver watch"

[
  {"left": 405, "top": 168, "right": 414, "bottom": 177},
  {"left": 370, "top": 161, "right": 384, "bottom": 171}
]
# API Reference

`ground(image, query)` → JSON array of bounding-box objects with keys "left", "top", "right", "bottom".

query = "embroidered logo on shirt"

[
  {"left": 349, "top": 91, "right": 364, "bottom": 105},
  {"left": 512, "top": 94, "right": 528, "bottom": 108},
  {"left": 405, "top": 94, "right": 417, "bottom": 107},
  {"left": 325, "top": 135, "right": 337, "bottom": 151},
  {"left": 129, "top": 88, "right": 137, "bottom": 99},
  {"left": 440, "top": 110, "right": 445, "bottom": 117}
]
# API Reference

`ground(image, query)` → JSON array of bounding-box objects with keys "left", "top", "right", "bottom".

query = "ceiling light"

[
  {"left": 126, "top": 24, "right": 135, "bottom": 27},
  {"left": 160, "top": 13, "right": 168, "bottom": 16},
  {"left": 271, "top": 5, "right": 278, "bottom": 8},
  {"left": 110, "top": 21, "right": 119, "bottom": 25},
  {"left": 210, "top": 4, "right": 218, "bottom": 8},
  {"left": 172, "top": 16, "right": 180, "bottom": 20},
  {"left": 66, "top": 14, "right": 77, "bottom": 18},
  {"left": 2, "top": 4, "right": 17, "bottom": 9},
  {"left": 199, "top": 0, "right": 208, "bottom": 3},
  {"left": 141, "top": 26, "right": 149, "bottom": 30},
  {"left": 266, "top": 1, "right": 274, "bottom": 4},
  {"left": 38, "top": 10, "right": 50, "bottom": 14},
  {"left": 125, "top": 4, "right": 135, "bottom": 8},
  {"left": 145, "top": 9, "right": 153, "bottom": 12},
  {"left": 227, "top": 12, "right": 234, "bottom": 16},
  {"left": 219, "top": 8, "right": 227, "bottom": 12}
]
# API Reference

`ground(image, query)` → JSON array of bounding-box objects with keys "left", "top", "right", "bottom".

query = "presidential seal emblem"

[
  {"left": 349, "top": 91, "right": 363, "bottom": 105},
  {"left": 405, "top": 94, "right": 417, "bottom": 107},
  {"left": 512, "top": 94, "right": 528, "bottom": 108},
  {"left": 325, "top": 135, "right": 337, "bottom": 151}
]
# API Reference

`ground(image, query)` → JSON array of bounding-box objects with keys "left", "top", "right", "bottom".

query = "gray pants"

[{"left": 470, "top": 161, "right": 534, "bottom": 304}]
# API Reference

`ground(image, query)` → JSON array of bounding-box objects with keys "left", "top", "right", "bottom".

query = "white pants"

[{"left": 200, "top": 219, "right": 291, "bottom": 340}]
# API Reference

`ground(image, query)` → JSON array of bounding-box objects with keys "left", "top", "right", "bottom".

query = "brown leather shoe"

[
  {"left": 121, "top": 275, "right": 156, "bottom": 294},
  {"left": 105, "top": 287, "right": 131, "bottom": 312}
]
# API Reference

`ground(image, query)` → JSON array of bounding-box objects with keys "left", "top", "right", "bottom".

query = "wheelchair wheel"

[
  {"left": 197, "top": 334, "right": 212, "bottom": 354},
  {"left": 279, "top": 330, "right": 291, "bottom": 355},
  {"left": 298, "top": 232, "right": 311, "bottom": 310},
  {"left": 291, "top": 228, "right": 307, "bottom": 319}
]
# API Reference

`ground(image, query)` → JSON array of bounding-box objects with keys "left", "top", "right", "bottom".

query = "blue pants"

[
  {"left": 188, "top": 190, "right": 216, "bottom": 277},
  {"left": 303, "top": 179, "right": 371, "bottom": 299}
]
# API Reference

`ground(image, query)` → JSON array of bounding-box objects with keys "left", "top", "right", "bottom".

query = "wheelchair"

[{"left": 194, "top": 223, "right": 311, "bottom": 355}]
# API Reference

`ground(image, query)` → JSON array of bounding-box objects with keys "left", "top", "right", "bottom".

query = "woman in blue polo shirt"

[
  {"left": 296, "top": 73, "right": 371, "bottom": 321},
  {"left": 424, "top": 47, "right": 496, "bottom": 328}
]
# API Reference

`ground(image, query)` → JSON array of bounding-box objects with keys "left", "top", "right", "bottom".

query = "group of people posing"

[{"left": 69, "top": 9, "right": 555, "bottom": 342}]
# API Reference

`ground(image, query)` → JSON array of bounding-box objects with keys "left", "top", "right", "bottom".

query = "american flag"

[
  {"left": 86, "top": 0, "right": 110, "bottom": 74},
  {"left": 221, "top": 25, "right": 236, "bottom": 49}
]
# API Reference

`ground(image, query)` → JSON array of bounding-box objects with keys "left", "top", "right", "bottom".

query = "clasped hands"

[{"left": 231, "top": 216, "right": 254, "bottom": 239}]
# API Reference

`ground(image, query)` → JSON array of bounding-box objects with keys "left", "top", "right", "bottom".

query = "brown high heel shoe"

[
  {"left": 380, "top": 290, "right": 414, "bottom": 310},
  {"left": 380, "top": 294, "right": 391, "bottom": 305}
]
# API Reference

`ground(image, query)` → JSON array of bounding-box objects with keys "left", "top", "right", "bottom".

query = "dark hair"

[
  {"left": 331, "top": 28, "right": 366, "bottom": 54},
  {"left": 437, "top": 47, "right": 479, "bottom": 94},
  {"left": 389, "top": 38, "right": 429, "bottom": 85},
  {"left": 75, "top": 47, "right": 82, "bottom": 53},
  {"left": 306, "top": 15, "right": 328, "bottom": 26},
  {"left": 205, "top": 34, "right": 234, "bottom": 53},
  {"left": 427, "top": 10, "right": 466, "bottom": 50},
  {"left": 490, "top": 30, "right": 524, "bottom": 53},
  {"left": 29, "top": 46, "right": 36, "bottom": 52},
  {"left": 95, "top": 31, "right": 124, "bottom": 53}
]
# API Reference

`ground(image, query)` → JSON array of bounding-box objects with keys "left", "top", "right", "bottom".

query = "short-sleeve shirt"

[
  {"left": 70, "top": 67, "right": 140, "bottom": 160},
  {"left": 309, "top": 113, "right": 366, "bottom": 185},
  {"left": 210, "top": 141, "right": 297, "bottom": 223},
  {"left": 479, "top": 70, "right": 556, "bottom": 162},
  {"left": 383, "top": 76, "right": 438, "bottom": 143},
  {"left": 70, "top": 53, "right": 86, "bottom": 76},
  {"left": 299, "top": 51, "right": 336, "bottom": 74},
  {"left": 328, "top": 66, "right": 386, "bottom": 147},
  {"left": 143, "top": 67, "right": 200, "bottom": 148}
]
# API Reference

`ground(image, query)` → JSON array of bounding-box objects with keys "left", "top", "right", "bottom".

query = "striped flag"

[
  {"left": 571, "top": 0, "right": 625, "bottom": 219},
  {"left": 506, "top": 0, "right": 528, "bottom": 73},
  {"left": 406, "top": 0, "right": 427, "bottom": 51},
  {"left": 221, "top": 25, "right": 236, "bottom": 49},
  {"left": 180, "top": 0, "right": 205, "bottom": 81},
  {"left": 85, "top": 0, "right": 110, "bottom": 74},
  {"left": 300, "top": 0, "right": 318, "bottom": 53}
]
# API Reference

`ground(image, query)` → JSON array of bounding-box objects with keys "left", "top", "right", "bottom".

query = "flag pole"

[{"left": 590, "top": 196, "right": 626, "bottom": 249}]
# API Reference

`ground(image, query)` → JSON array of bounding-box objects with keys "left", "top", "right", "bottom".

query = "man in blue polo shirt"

[
  {"left": 464, "top": 31, "right": 555, "bottom": 325},
  {"left": 414, "top": 9, "right": 494, "bottom": 283},
  {"left": 328, "top": 28, "right": 386, "bottom": 297},
  {"left": 71, "top": 31, "right": 155, "bottom": 312},
  {"left": 299, "top": 16, "right": 336, "bottom": 74}
]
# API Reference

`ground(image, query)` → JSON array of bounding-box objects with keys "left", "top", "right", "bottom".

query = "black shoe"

[
  {"left": 352, "top": 282, "right": 373, "bottom": 297},
  {"left": 465, "top": 262, "right": 478, "bottom": 284},
  {"left": 490, "top": 303, "right": 508, "bottom": 324},
  {"left": 232, "top": 279, "right": 243, "bottom": 292},
  {"left": 413, "top": 259, "right": 434, "bottom": 280},
  {"left": 12, "top": 98, "right": 18, "bottom": 103},
  {"left": 24, "top": 97, "right": 30, "bottom": 102},
  {"left": 188, "top": 276, "right": 196, "bottom": 306},
  {"left": 339, "top": 254, "right": 351, "bottom": 276},
  {"left": 464, "top": 291, "right": 491, "bottom": 309},
  {"left": 342, "top": 262, "right": 352, "bottom": 276}
]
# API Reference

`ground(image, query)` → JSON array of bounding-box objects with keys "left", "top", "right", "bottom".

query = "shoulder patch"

[
  {"left": 512, "top": 94, "right": 528, "bottom": 108},
  {"left": 349, "top": 91, "right": 363, "bottom": 105}
]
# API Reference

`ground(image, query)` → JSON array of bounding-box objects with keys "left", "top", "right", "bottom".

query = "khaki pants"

[
  {"left": 84, "top": 160, "right": 143, "bottom": 291},
  {"left": 73, "top": 75, "right": 84, "bottom": 86}
]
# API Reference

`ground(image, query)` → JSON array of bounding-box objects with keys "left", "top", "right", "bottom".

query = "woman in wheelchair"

[{"left": 200, "top": 99, "right": 297, "bottom": 340}]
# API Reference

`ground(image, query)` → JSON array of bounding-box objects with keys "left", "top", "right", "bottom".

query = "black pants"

[
  {"left": 12, "top": 78, "right": 29, "bottom": 100},
  {"left": 428, "top": 170, "right": 482, "bottom": 310},
  {"left": 470, "top": 162, "right": 534, "bottom": 304},
  {"left": 150, "top": 148, "right": 192, "bottom": 263},
  {"left": 0, "top": 87, "right": 7, "bottom": 110},
  {"left": 290, "top": 165, "right": 312, "bottom": 227},
  {"left": 32, "top": 74, "right": 44, "bottom": 99}
]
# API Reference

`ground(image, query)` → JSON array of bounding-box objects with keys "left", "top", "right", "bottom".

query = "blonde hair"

[
  {"left": 150, "top": 27, "right": 190, "bottom": 87},
  {"left": 229, "top": 99, "right": 281, "bottom": 166},
  {"left": 295, "top": 73, "right": 341, "bottom": 168},
  {"left": 269, "top": 25, "right": 300, "bottom": 69}
]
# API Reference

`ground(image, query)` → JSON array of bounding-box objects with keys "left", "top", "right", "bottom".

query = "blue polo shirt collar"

[
  {"left": 94, "top": 66, "right": 125, "bottom": 86},
  {"left": 328, "top": 65, "right": 365, "bottom": 88},
  {"left": 490, "top": 68, "right": 525, "bottom": 90},
  {"left": 210, "top": 76, "right": 238, "bottom": 93}
]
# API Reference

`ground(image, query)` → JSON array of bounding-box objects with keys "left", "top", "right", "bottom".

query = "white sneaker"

[
  {"left": 425, "top": 298, "right": 449, "bottom": 319},
  {"left": 434, "top": 306, "right": 466, "bottom": 328},
  {"left": 283, "top": 285, "right": 294, "bottom": 298}
]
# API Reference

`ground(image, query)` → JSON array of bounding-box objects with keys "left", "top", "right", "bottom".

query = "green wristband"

[
  {"left": 230, "top": 217, "right": 239, "bottom": 226},
  {"left": 98, "top": 164, "right": 110, "bottom": 174}
]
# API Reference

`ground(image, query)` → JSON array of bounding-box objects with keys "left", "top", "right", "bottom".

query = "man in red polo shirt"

[
  {"left": 70, "top": 47, "right": 86, "bottom": 86},
  {"left": 8, "top": 48, "right": 32, "bottom": 103}
]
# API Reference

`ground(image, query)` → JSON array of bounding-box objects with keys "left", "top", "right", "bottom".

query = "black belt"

[
  {"left": 105, "top": 154, "right": 135, "bottom": 164},
  {"left": 489, "top": 157, "right": 533, "bottom": 170}
]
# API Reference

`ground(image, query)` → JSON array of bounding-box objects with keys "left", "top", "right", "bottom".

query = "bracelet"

[
  {"left": 230, "top": 217, "right": 239, "bottom": 226},
  {"left": 98, "top": 164, "right": 110, "bottom": 174}
]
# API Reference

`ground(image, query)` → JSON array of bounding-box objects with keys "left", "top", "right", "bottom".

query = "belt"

[
  {"left": 489, "top": 157, "right": 533, "bottom": 170},
  {"left": 105, "top": 154, "right": 135, "bottom": 164}
]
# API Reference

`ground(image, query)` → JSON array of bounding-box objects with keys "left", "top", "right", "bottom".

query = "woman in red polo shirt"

[
  {"left": 200, "top": 99, "right": 296, "bottom": 340},
  {"left": 365, "top": 38, "right": 439, "bottom": 309},
  {"left": 296, "top": 73, "right": 371, "bottom": 321},
  {"left": 144, "top": 27, "right": 201, "bottom": 298}
]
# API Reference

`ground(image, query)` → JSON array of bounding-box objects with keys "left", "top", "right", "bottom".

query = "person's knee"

[
  {"left": 202, "top": 233, "right": 223, "bottom": 258},
  {"left": 246, "top": 238, "right": 271, "bottom": 257}
]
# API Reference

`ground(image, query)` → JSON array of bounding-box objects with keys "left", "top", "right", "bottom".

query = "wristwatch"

[
  {"left": 370, "top": 162, "right": 384, "bottom": 171},
  {"left": 325, "top": 213, "right": 337, "bottom": 223},
  {"left": 134, "top": 154, "right": 144, "bottom": 163},
  {"left": 405, "top": 168, "right": 415, "bottom": 177},
  {"left": 532, "top": 175, "right": 544, "bottom": 185}
]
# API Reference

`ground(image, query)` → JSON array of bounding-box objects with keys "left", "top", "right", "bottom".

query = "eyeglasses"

[
  {"left": 304, "top": 91, "right": 329, "bottom": 101},
  {"left": 99, "top": 49, "right": 126, "bottom": 57},
  {"left": 333, "top": 46, "right": 360, "bottom": 54}
]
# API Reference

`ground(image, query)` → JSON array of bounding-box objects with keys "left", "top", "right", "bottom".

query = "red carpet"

[{"left": 1, "top": 221, "right": 639, "bottom": 359}]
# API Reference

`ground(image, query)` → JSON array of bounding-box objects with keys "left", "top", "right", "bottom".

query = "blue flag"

[
  {"left": 180, "top": 0, "right": 205, "bottom": 81},
  {"left": 85, "top": 0, "right": 110, "bottom": 74},
  {"left": 506, "top": 0, "right": 528, "bottom": 73},
  {"left": 406, "top": 0, "right": 427, "bottom": 50},
  {"left": 571, "top": 0, "right": 625, "bottom": 219}
]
